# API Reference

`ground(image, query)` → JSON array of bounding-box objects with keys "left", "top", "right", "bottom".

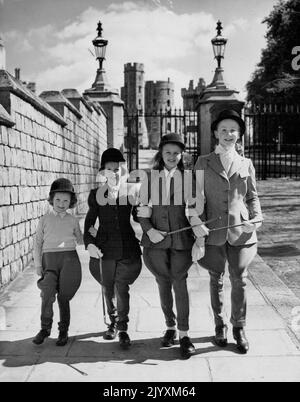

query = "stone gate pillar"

[{"left": 197, "top": 68, "right": 244, "bottom": 155}]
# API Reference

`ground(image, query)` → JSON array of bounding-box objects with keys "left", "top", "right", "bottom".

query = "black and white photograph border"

[{"left": 0, "top": 0, "right": 300, "bottom": 385}]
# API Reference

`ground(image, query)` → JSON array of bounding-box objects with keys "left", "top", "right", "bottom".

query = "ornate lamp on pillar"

[
  {"left": 92, "top": 21, "right": 109, "bottom": 91},
  {"left": 197, "top": 20, "right": 244, "bottom": 155},
  {"left": 210, "top": 20, "right": 227, "bottom": 88},
  {"left": 84, "top": 21, "right": 125, "bottom": 150}
]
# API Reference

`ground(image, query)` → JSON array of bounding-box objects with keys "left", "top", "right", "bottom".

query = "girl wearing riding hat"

[
  {"left": 84, "top": 148, "right": 142, "bottom": 350},
  {"left": 33, "top": 178, "right": 83, "bottom": 347},
  {"left": 138, "top": 134, "right": 208, "bottom": 359},
  {"left": 194, "top": 109, "right": 263, "bottom": 354}
]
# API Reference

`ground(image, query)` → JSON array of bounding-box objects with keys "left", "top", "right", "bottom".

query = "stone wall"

[{"left": 0, "top": 70, "right": 107, "bottom": 288}]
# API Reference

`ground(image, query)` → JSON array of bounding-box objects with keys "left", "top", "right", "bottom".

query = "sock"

[
  {"left": 179, "top": 330, "right": 189, "bottom": 339},
  {"left": 167, "top": 326, "right": 176, "bottom": 331}
]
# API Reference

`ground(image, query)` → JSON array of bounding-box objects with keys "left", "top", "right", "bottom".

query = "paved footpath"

[
  {"left": 256, "top": 178, "right": 300, "bottom": 299},
  {"left": 0, "top": 215, "right": 300, "bottom": 383}
]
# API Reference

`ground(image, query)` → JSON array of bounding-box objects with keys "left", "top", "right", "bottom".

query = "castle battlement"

[{"left": 124, "top": 62, "right": 145, "bottom": 72}]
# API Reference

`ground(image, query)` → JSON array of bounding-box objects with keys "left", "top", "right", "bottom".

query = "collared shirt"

[
  {"left": 215, "top": 144, "right": 239, "bottom": 175},
  {"left": 53, "top": 210, "right": 67, "bottom": 219}
]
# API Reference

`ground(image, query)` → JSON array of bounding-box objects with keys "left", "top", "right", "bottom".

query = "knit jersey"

[{"left": 34, "top": 211, "right": 83, "bottom": 267}]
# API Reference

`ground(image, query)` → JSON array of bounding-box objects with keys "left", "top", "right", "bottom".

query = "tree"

[{"left": 246, "top": 0, "right": 300, "bottom": 103}]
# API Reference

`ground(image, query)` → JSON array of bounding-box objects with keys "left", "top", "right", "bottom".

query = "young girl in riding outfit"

[
  {"left": 84, "top": 148, "right": 142, "bottom": 349},
  {"left": 33, "top": 178, "right": 83, "bottom": 346},
  {"left": 138, "top": 133, "right": 208, "bottom": 359},
  {"left": 194, "top": 109, "right": 263, "bottom": 354}
]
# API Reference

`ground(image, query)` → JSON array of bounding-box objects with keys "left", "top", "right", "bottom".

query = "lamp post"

[
  {"left": 93, "top": 21, "right": 108, "bottom": 70},
  {"left": 210, "top": 20, "right": 227, "bottom": 88},
  {"left": 92, "top": 21, "right": 109, "bottom": 90}
]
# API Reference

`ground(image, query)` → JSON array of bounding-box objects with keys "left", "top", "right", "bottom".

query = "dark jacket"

[
  {"left": 138, "top": 169, "right": 199, "bottom": 250},
  {"left": 84, "top": 185, "right": 141, "bottom": 260}
]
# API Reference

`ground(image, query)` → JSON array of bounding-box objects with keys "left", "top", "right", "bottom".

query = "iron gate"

[
  {"left": 124, "top": 109, "right": 200, "bottom": 170},
  {"left": 244, "top": 103, "right": 300, "bottom": 179},
  {"left": 124, "top": 113, "right": 139, "bottom": 171}
]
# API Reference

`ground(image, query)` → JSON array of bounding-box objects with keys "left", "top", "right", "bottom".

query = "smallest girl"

[{"left": 33, "top": 178, "right": 83, "bottom": 347}]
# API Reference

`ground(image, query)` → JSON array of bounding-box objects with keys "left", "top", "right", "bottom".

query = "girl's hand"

[
  {"left": 36, "top": 266, "right": 43, "bottom": 276},
  {"left": 192, "top": 241, "right": 205, "bottom": 263},
  {"left": 88, "top": 226, "right": 97, "bottom": 238},
  {"left": 137, "top": 206, "right": 152, "bottom": 218},
  {"left": 87, "top": 244, "right": 103, "bottom": 259},
  {"left": 192, "top": 223, "right": 209, "bottom": 238},
  {"left": 242, "top": 221, "right": 256, "bottom": 233},
  {"left": 190, "top": 217, "right": 209, "bottom": 238},
  {"left": 147, "top": 228, "right": 167, "bottom": 244}
]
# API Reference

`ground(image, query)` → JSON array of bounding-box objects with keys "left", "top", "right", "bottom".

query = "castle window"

[
  {"left": 139, "top": 86, "right": 142, "bottom": 93},
  {"left": 153, "top": 99, "right": 157, "bottom": 107}
]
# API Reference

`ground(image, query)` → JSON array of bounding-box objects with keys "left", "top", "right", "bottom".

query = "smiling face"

[
  {"left": 161, "top": 143, "right": 183, "bottom": 171},
  {"left": 214, "top": 119, "right": 240, "bottom": 150},
  {"left": 53, "top": 192, "right": 71, "bottom": 213}
]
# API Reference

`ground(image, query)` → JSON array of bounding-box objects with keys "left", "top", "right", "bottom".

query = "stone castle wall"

[{"left": 0, "top": 70, "right": 107, "bottom": 288}]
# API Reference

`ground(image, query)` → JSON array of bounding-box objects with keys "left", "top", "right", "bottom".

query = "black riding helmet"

[
  {"left": 211, "top": 109, "right": 246, "bottom": 136},
  {"left": 49, "top": 178, "right": 75, "bottom": 195},
  {"left": 159, "top": 133, "right": 186, "bottom": 151},
  {"left": 100, "top": 148, "right": 125, "bottom": 170}
]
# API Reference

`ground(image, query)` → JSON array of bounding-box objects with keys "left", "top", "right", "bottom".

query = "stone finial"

[
  {"left": 97, "top": 21, "right": 103, "bottom": 37},
  {"left": 216, "top": 20, "right": 223, "bottom": 36}
]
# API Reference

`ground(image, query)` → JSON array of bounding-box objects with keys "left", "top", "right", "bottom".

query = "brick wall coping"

[
  {"left": 0, "top": 103, "right": 15, "bottom": 127},
  {"left": 62, "top": 88, "right": 107, "bottom": 118},
  {"left": 61, "top": 88, "right": 94, "bottom": 113},
  {"left": 85, "top": 98, "right": 108, "bottom": 118},
  {"left": 39, "top": 90, "right": 83, "bottom": 119},
  {"left": 0, "top": 69, "right": 67, "bottom": 127}
]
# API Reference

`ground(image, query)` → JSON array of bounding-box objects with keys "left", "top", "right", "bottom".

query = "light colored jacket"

[{"left": 194, "top": 152, "right": 262, "bottom": 246}]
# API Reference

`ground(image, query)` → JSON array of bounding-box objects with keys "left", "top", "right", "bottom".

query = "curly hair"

[{"left": 48, "top": 192, "right": 78, "bottom": 209}]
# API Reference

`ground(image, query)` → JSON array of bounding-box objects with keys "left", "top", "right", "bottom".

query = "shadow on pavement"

[
  {"left": 0, "top": 332, "right": 242, "bottom": 368},
  {"left": 258, "top": 245, "right": 300, "bottom": 257}
]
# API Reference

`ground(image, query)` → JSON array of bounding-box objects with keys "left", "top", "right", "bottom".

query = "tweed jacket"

[
  {"left": 138, "top": 169, "right": 203, "bottom": 250},
  {"left": 84, "top": 181, "right": 141, "bottom": 260},
  {"left": 194, "top": 152, "right": 262, "bottom": 246}
]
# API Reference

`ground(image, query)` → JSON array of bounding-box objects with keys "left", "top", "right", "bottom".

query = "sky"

[{"left": 0, "top": 0, "right": 279, "bottom": 107}]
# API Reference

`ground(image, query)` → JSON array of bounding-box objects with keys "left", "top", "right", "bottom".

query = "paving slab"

[
  {"left": 26, "top": 357, "right": 211, "bottom": 382},
  {"left": 208, "top": 356, "right": 300, "bottom": 382},
  {"left": 0, "top": 357, "right": 37, "bottom": 382}
]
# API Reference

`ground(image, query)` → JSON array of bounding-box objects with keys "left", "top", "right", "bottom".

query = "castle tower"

[
  {"left": 145, "top": 78, "right": 175, "bottom": 148},
  {"left": 181, "top": 78, "right": 206, "bottom": 111},
  {"left": 0, "top": 36, "right": 6, "bottom": 70},
  {"left": 121, "top": 63, "right": 148, "bottom": 148}
]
